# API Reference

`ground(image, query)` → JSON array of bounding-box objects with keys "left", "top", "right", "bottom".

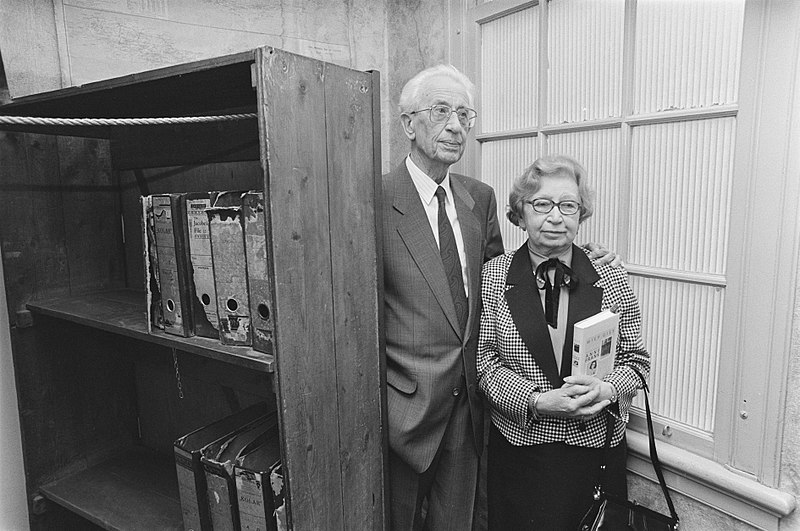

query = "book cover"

[
  {"left": 243, "top": 191, "right": 274, "bottom": 354},
  {"left": 152, "top": 193, "right": 194, "bottom": 337},
  {"left": 141, "top": 195, "right": 164, "bottom": 332},
  {"left": 185, "top": 192, "right": 220, "bottom": 339},
  {"left": 173, "top": 403, "right": 270, "bottom": 531},
  {"left": 571, "top": 309, "right": 620, "bottom": 379},
  {"left": 201, "top": 411, "right": 279, "bottom": 531},
  {"left": 234, "top": 421, "right": 282, "bottom": 531},
  {"left": 207, "top": 191, "right": 251, "bottom": 346}
]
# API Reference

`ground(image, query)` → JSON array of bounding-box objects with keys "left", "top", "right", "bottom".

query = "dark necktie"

[
  {"left": 534, "top": 258, "right": 577, "bottom": 328},
  {"left": 435, "top": 186, "right": 468, "bottom": 333}
]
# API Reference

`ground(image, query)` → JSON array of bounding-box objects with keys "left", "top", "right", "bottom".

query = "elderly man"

[{"left": 381, "top": 64, "right": 615, "bottom": 530}]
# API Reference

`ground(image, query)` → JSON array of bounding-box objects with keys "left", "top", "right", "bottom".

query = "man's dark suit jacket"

[{"left": 382, "top": 161, "right": 503, "bottom": 473}]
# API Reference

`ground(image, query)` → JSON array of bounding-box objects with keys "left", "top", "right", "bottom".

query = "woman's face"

[{"left": 519, "top": 172, "right": 581, "bottom": 257}]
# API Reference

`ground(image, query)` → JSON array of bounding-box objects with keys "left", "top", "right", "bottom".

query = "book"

[
  {"left": 185, "top": 192, "right": 220, "bottom": 339},
  {"left": 243, "top": 191, "right": 274, "bottom": 354},
  {"left": 201, "top": 411, "right": 279, "bottom": 531},
  {"left": 173, "top": 403, "right": 270, "bottom": 531},
  {"left": 234, "top": 421, "right": 282, "bottom": 531},
  {"left": 207, "top": 191, "right": 252, "bottom": 346},
  {"left": 571, "top": 309, "right": 620, "bottom": 379},
  {"left": 152, "top": 193, "right": 194, "bottom": 337},
  {"left": 141, "top": 195, "right": 164, "bottom": 332}
]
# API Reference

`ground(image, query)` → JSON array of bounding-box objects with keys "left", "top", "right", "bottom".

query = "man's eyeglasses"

[
  {"left": 409, "top": 105, "right": 478, "bottom": 128},
  {"left": 526, "top": 198, "right": 582, "bottom": 216}
]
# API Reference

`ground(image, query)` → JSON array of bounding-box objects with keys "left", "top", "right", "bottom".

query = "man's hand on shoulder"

[{"left": 583, "top": 242, "right": 624, "bottom": 268}]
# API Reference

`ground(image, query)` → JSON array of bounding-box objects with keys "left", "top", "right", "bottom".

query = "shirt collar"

[
  {"left": 406, "top": 155, "right": 452, "bottom": 206},
  {"left": 527, "top": 242, "right": 573, "bottom": 270}
]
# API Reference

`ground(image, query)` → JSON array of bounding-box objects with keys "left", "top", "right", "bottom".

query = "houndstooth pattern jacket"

[{"left": 477, "top": 243, "right": 650, "bottom": 448}]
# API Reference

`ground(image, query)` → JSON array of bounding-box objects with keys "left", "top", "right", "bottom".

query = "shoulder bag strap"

[{"left": 636, "top": 371, "right": 679, "bottom": 521}]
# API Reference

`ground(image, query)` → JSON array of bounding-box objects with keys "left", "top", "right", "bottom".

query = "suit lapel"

[
  {"left": 393, "top": 166, "right": 462, "bottom": 337},
  {"left": 452, "top": 178, "right": 482, "bottom": 334},
  {"left": 560, "top": 245, "right": 603, "bottom": 379},
  {"left": 504, "top": 243, "right": 562, "bottom": 388}
]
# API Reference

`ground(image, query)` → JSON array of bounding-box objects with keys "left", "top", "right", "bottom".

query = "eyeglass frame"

[
  {"left": 407, "top": 104, "right": 478, "bottom": 128},
  {"left": 525, "top": 198, "right": 583, "bottom": 216}
]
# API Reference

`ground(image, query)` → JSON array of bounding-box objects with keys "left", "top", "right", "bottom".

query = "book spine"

[
  {"left": 174, "top": 448, "right": 207, "bottom": 531},
  {"left": 142, "top": 196, "right": 164, "bottom": 332},
  {"left": 243, "top": 191, "right": 274, "bottom": 354},
  {"left": 186, "top": 193, "right": 219, "bottom": 339},
  {"left": 208, "top": 200, "right": 252, "bottom": 346},
  {"left": 153, "top": 194, "right": 193, "bottom": 337},
  {"left": 236, "top": 469, "right": 274, "bottom": 531},
  {"left": 571, "top": 326, "right": 588, "bottom": 376},
  {"left": 204, "top": 461, "right": 239, "bottom": 531}
]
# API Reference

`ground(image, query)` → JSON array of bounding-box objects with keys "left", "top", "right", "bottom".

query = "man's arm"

[{"left": 484, "top": 190, "right": 504, "bottom": 262}]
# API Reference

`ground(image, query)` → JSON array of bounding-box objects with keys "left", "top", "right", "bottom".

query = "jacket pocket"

[{"left": 387, "top": 370, "right": 417, "bottom": 395}]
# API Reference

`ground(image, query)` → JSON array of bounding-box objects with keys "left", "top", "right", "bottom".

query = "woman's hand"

[{"left": 534, "top": 375, "right": 612, "bottom": 421}]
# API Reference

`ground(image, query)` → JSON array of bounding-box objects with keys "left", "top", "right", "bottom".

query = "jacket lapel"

[
  {"left": 560, "top": 245, "right": 603, "bottom": 379},
  {"left": 393, "top": 166, "right": 462, "bottom": 337},
  {"left": 452, "top": 178, "right": 482, "bottom": 336},
  {"left": 504, "top": 243, "right": 562, "bottom": 388}
]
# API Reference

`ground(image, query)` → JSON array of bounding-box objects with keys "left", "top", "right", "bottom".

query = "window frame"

[{"left": 449, "top": 0, "right": 799, "bottom": 526}]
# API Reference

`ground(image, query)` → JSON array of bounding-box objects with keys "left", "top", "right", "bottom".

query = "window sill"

[{"left": 627, "top": 430, "right": 796, "bottom": 530}]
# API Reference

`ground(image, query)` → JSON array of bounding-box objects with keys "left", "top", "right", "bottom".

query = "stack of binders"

[{"left": 141, "top": 190, "right": 274, "bottom": 354}]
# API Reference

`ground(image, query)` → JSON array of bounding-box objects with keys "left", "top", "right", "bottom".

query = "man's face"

[{"left": 403, "top": 74, "right": 471, "bottom": 177}]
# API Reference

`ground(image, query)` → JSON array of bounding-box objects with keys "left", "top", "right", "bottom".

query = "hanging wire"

[{"left": 0, "top": 113, "right": 257, "bottom": 128}]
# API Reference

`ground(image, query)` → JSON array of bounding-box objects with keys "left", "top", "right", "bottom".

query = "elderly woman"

[{"left": 477, "top": 155, "right": 650, "bottom": 530}]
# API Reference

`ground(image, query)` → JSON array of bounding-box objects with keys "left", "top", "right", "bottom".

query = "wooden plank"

[
  {"left": 39, "top": 447, "right": 183, "bottom": 531},
  {"left": 110, "top": 120, "right": 260, "bottom": 170},
  {"left": 26, "top": 290, "right": 274, "bottom": 372},
  {"left": 0, "top": 131, "right": 70, "bottom": 314},
  {"left": 133, "top": 346, "right": 274, "bottom": 454},
  {"left": 10, "top": 316, "right": 138, "bottom": 497},
  {"left": 324, "top": 64, "right": 386, "bottom": 529},
  {"left": 258, "top": 47, "right": 343, "bottom": 531},
  {"left": 57, "top": 136, "right": 126, "bottom": 293}
]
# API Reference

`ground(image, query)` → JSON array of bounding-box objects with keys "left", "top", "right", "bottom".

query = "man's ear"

[{"left": 400, "top": 114, "right": 415, "bottom": 140}]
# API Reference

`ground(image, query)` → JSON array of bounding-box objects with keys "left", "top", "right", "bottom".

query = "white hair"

[{"left": 398, "top": 64, "right": 475, "bottom": 114}]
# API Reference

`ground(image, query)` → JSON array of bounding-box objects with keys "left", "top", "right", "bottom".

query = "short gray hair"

[
  {"left": 507, "top": 155, "right": 595, "bottom": 226},
  {"left": 398, "top": 64, "right": 476, "bottom": 114}
]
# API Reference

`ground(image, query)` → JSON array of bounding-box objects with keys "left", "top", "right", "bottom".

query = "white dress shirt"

[{"left": 406, "top": 156, "right": 469, "bottom": 297}]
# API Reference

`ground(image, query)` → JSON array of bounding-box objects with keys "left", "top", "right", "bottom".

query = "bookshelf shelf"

[
  {"left": 26, "top": 289, "right": 275, "bottom": 373},
  {"left": 39, "top": 446, "right": 182, "bottom": 531}
]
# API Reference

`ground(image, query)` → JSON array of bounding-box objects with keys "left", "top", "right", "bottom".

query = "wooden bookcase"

[{"left": 0, "top": 47, "right": 386, "bottom": 531}]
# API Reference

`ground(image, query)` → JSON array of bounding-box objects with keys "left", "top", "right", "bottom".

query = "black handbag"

[{"left": 579, "top": 372, "right": 680, "bottom": 531}]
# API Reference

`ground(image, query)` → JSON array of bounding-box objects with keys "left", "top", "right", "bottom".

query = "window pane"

[
  {"left": 480, "top": 6, "right": 538, "bottom": 133},
  {"left": 548, "top": 0, "right": 625, "bottom": 124},
  {"left": 633, "top": 0, "right": 745, "bottom": 114},
  {"left": 628, "top": 118, "right": 735, "bottom": 274},
  {"left": 631, "top": 276, "right": 723, "bottom": 435},
  {"left": 480, "top": 137, "right": 539, "bottom": 250},
  {"left": 547, "top": 128, "right": 622, "bottom": 252}
]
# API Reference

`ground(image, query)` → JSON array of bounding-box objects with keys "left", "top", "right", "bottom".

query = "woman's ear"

[{"left": 400, "top": 113, "right": 415, "bottom": 141}]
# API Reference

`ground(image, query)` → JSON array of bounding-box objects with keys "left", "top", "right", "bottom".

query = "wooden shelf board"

[
  {"left": 39, "top": 446, "right": 183, "bottom": 531},
  {"left": 26, "top": 289, "right": 274, "bottom": 373}
]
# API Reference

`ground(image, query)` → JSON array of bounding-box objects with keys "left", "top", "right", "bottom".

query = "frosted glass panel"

[
  {"left": 631, "top": 276, "right": 722, "bottom": 433},
  {"left": 628, "top": 118, "right": 735, "bottom": 274},
  {"left": 633, "top": 0, "right": 745, "bottom": 114},
  {"left": 547, "top": 128, "right": 621, "bottom": 252},
  {"left": 480, "top": 7, "right": 538, "bottom": 133},
  {"left": 548, "top": 0, "right": 625, "bottom": 123},
  {"left": 480, "top": 137, "right": 539, "bottom": 251}
]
